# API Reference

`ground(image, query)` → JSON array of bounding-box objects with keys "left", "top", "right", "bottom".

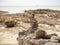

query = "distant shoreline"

[{"left": 0, "top": 6, "right": 60, "bottom": 13}]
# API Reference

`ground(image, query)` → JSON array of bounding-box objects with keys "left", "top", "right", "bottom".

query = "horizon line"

[{"left": 0, "top": 5, "right": 60, "bottom": 7}]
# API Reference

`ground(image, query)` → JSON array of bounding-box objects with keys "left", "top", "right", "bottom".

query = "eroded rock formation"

[{"left": 17, "top": 9, "right": 60, "bottom": 45}]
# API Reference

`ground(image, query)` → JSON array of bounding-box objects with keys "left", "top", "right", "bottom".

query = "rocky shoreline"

[{"left": 0, "top": 9, "right": 60, "bottom": 45}]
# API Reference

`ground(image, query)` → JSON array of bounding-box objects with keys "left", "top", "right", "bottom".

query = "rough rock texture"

[
  {"left": 17, "top": 9, "right": 60, "bottom": 45},
  {"left": 35, "top": 30, "right": 46, "bottom": 39},
  {"left": 5, "top": 20, "right": 17, "bottom": 27},
  {"left": 1, "top": 9, "right": 60, "bottom": 45},
  {"left": 17, "top": 30, "right": 60, "bottom": 45}
]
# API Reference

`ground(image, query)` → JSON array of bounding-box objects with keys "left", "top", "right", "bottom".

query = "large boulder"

[
  {"left": 5, "top": 20, "right": 17, "bottom": 27},
  {"left": 35, "top": 30, "right": 46, "bottom": 39},
  {"left": 17, "top": 30, "right": 60, "bottom": 45}
]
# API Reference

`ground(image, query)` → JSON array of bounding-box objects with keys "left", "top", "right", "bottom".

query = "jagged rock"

[
  {"left": 17, "top": 30, "right": 60, "bottom": 45},
  {"left": 17, "top": 26, "right": 59, "bottom": 45},
  {"left": 17, "top": 9, "right": 60, "bottom": 45}
]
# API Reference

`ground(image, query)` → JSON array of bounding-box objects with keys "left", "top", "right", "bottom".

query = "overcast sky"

[{"left": 0, "top": 0, "right": 60, "bottom": 6}]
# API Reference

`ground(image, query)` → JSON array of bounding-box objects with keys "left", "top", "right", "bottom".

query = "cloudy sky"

[{"left": 0, "top": 0, "right": 60, "bottom": 6}]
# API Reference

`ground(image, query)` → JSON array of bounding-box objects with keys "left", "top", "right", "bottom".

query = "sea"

[{"left": 0, "top": 6, "right": 60, "bottom": 13}]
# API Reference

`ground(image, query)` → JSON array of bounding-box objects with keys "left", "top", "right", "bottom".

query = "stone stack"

[{"left": 17, "top": 30, "right": 60, "bottom": 45}]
